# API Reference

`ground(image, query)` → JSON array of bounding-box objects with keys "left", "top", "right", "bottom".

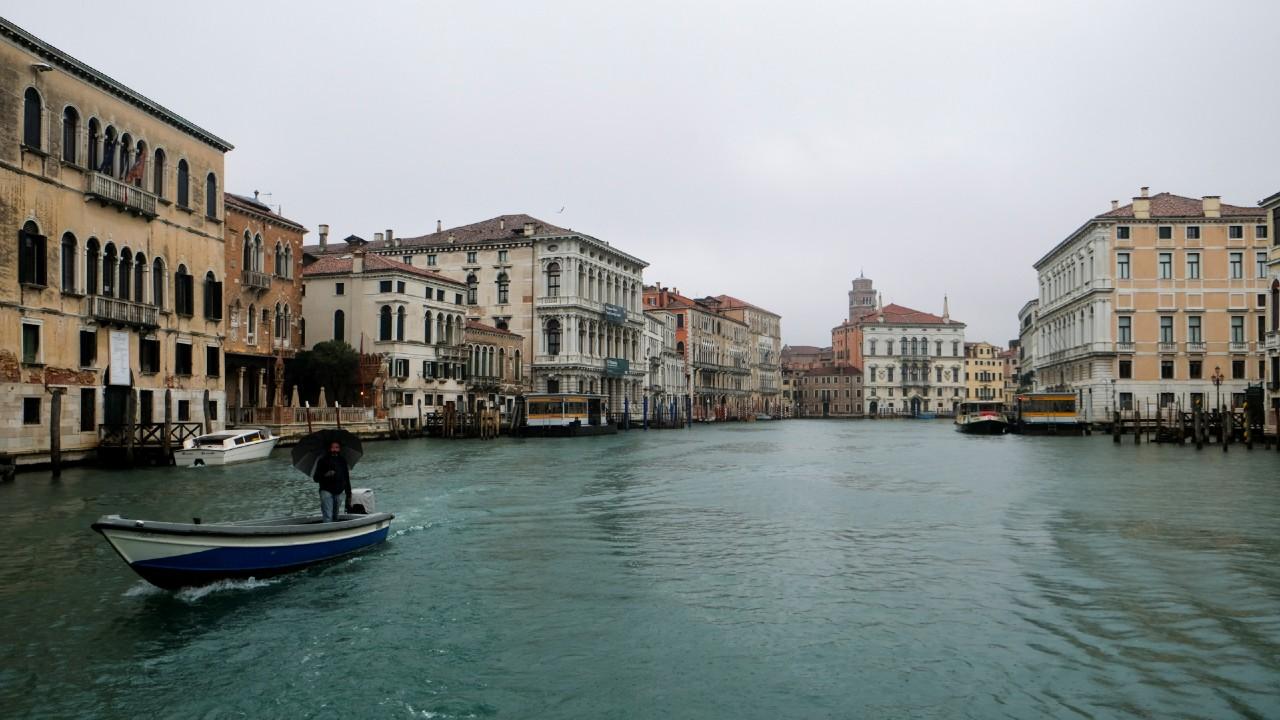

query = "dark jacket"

[{"left": 313, "top": 454, "right": 352, "bottom": 496}]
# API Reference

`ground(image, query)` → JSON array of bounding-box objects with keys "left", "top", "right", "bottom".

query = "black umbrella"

[{"left": 291, "top": 429, "right": 363, "bottom": 477}]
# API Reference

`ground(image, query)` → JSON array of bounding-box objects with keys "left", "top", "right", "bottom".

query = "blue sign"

[
  {"left": 605, "top": 357, "right": 628, "bottom": 377},
  {"left": 604, "top": 303, "right": 626, "bottom": 325}
]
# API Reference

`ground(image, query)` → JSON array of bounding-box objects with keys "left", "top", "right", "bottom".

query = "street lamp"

[{"left": 1211, "top": 365, "right": 1224, "bottom": 412}]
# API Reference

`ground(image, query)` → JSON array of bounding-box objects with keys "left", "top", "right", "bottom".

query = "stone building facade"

[
  {"left": 308, "top": 215, "right": 648, "bottom": 414},
  {"left": 222, "top": 192, "right": 305, "bottom": 422},
  {"left": 463, "top": 319, "right": 525, "bottom": 418},
  {"left": 708, "top": 295, "right": 783, "bottom": 416},
  {"left": 301, "top": 250, "right": 468, "bottom": 419},
  {"left": 642, "top": 309, "right": 687, "bottom": 404},
  {"left": 1, "top": 18, "right": 231, "bottom": 464},
  {"left": 794, "top": 365, "right": 863, "bottom": 417},
  {"left": 1031, "top": 189, "right": 1268, "bottom": 420},
  {"left": 644, "top": 286, "right": 750, "bottom": 420},
  {"left": 1260, "top": 190, "right": 1280, "bottom": 436},
  {"left": 862, "top": 302, "right": 967, "bottom": 416},
  {"left": 964, "top": 342, "right": 1004, "bottom": 401}
]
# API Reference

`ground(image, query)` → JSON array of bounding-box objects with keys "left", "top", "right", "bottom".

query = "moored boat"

[
  {"left": 173, "top": 427, "right": 278, "bottom": 467},
  {"left": 92, "top": 497, "right": 393, "bottom": 590},
  {"left": 954, "top": 400, "right": 1010, "bottom": 434}
]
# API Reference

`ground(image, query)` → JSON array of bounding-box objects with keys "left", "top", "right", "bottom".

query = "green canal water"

[{"left": 2, "top": 421, "right": 1279, "bottom": 719}]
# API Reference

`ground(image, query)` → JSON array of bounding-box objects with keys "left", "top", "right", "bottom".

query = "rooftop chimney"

[
  {"left": 253, "top": 190, "right": 260, "bottom": 201},
  {"left": 499, "top": 218, "right": 505, "bottom": 231},
  {"left": 352, "top": 248, "right": 365, "bottom": 274},
  {"left": 1201, "top": 195, "right": 1221, "bottom": 218},
  {"left": 374, "top": 232, "right": 384, "bottom": 244},
  {"left": 1140, "top": 186, "right": 1149, "bottom": 198},
  {"left": 386, "top": 228, "right": 394, "bottom": 244},
  {"left": 1111, "top": 200, "right": 1119, "bottom": 210},
  {"left": 318, "top": 223, "right": 329, "bottom": 252},
  {"left": 1132, "top": 188, "right": 1151, "bottom": 219},
  {"left": 448, "top": 233, "right": 456, "bottom": 244},
  {"left": 436, "top": 220, "right": 443, "bottom": 233},
  {"left": 523, "top": 222, "right": 535, "bottom": 236}
]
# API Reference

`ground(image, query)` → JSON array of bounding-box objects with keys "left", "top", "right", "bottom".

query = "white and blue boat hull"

[{"left": 92, "top": 513, "right": 393, "bottom": 590}]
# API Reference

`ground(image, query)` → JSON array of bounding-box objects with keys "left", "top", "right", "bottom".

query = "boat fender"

[{"left": 134, "top": 520, "right": 144, "bottom": 528}]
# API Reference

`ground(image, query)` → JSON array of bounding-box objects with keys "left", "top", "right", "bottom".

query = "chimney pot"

[
  {"left": 523, "top": 222, "right": 535, "bottom": 236},
  {"left": 1140, "top": 186, "right": 1149, "bottom": 197},
  {"left": 1111, "top": 200, "right": 1119, "bottom": 210},
  {"left": 499, "top": 218, "right": 505, "bottom": 230},
  {"left": 386, "top": 228, "right": 394, "bottom": 243},
  {"left": 436, "top": 220, "right": 442, "bottom": 233},
  {"left": 318, "top": 223, "right": 329, "bottom": 251},
  {"left": 1201, "top": 195, "right": 1222, "bottom": 218},
  {"left": 374, "top": 232, "right": 384, "bottom": 244}
]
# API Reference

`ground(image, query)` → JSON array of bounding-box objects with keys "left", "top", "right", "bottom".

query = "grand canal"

[{"left": 1, "top": 421, "right": 1278, "bottom": 718}]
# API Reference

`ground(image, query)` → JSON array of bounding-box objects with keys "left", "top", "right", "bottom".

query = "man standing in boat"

[{"left": 312, "top": 441, "right": 353, "bottom": 522}]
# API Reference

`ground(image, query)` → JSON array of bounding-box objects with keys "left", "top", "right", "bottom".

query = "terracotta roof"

[
  {"left": 225, "top": 192, "right": 306, "bottom": 231},
  {"left": 302, "top": 253, "right": 466, "bottom": 287},
  {"left": 871, "top": 303, "right": 957, "bottom": 326},
  {"left": 1259, "top": 190, "right": 1280, "bottom": 207},
  {"left": 1097, "top": 192, "right": 1261, "bottom": 219},
  {"left": 712, "top": 294, "right": 778, "bottom": 317},
  {"left": 465, "top": 319, "right": 521, "bottom": 337},
  {"left": 302, "top": 214, "right": 573, "bottom": 257},
  {"left": 784, "top": 345, "right": 824, "bottom": 354}
]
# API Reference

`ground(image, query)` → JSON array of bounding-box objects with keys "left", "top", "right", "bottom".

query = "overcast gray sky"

[{"left": 10, "top": 1, "right": 1280, "bottom": 346}]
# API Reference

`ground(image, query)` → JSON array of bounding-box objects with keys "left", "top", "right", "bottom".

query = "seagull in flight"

[{"left": 557, "top": 206, "right": 565, "bottom": 213}]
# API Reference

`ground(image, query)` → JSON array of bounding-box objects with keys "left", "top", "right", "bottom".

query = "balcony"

[
  {"left": 1186, "top": 341, "right": 1206, "bottom": 354},
  {"left": 85, "top": 295, "right": 158, "bottom": 328},
  {"left": 242, "top": 269, "right": 271, "bottom": 291},
  {"left": 1158, "top": 342, "right": 1177, "bottom": 354},
  {"left": 1229, "top": 341, "right": 1249, "bottom": 354},
  {"left": 1267, "top": 331, "right": 1280, "bottom": 352},
  {"left": 1116, "top": 341, "right": 1135, "bottom": 353},
  {"left": 85, "top": 172, "right": 157, "bottom": 219}
]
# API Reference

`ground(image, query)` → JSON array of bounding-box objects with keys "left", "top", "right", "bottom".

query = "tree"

[
  {"left": 1018, "top": 369, "right": 1036, "bottom": 392},
  {"left": 290, "top": 340, "right": 359, "bottom": 405}
]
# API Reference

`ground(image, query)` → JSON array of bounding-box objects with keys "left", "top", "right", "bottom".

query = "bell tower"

[{"left": 848, "top": 273, "right": 876, "bottom": 323}]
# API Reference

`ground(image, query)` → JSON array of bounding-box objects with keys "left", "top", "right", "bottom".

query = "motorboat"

[
  {"left": 955, "top": 401, "right": 1010, "bottom": 435},
  {"left": 173, "top": 427, "right": 278, "bottom": 467},
  {"left": 92, "top": 489, "right": 392, "bottom": 590}
]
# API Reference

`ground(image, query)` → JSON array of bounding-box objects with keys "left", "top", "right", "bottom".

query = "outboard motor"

[{"left": 348, "top": 488, "right": 376, "bottom": 515}]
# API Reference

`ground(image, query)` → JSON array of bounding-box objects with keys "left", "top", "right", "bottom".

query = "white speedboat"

[
  {"left": 954, "top": 401, "right": 1010, "bottom": 435},
  {"left": 173, "top": 428, "right": 279, "bottom": 467}
]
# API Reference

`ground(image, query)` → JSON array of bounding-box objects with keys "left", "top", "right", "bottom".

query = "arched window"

[
  {"left": 424, "top": 311, "right": 433, "bottom": 343},
  {"left": 87, "top": 118, "right": 100, "bottom": 171},
  {"left": 379, "top": 306, "right": 393, "bottom": 341},
  {"left": 242, "top": 230, "right": 252, "bottom": 271},
  {"left": 133, "top": 253, "right": 146, "bottom": 302},
  {"left": 118, "top": 249, "right": 132, "bottom": 301},
  {"left": 205, "top": 173, "right": 218, "bottom": 219},
  {"left": 436, "top": 314, "right": 444, "bottom": 344},
  {"left": 284, "top": 246, "right": 293, "bottom": 279},
  {"left": 514, "top": 349, "right": 522, "bottom": 380},
  {"left": 60, "top": 232, "right": 77, "bottom": 292},
  {"left": 204, "top": 271, "right": 222, "bottom": 320},
  {"left": 22, "top": 88, "right": 41, "bottom": 148},
  {"left": 118, "top": 133, "right": 132, "bottom": 179},
  {"left": 254, "top": 234, "right": 263, "bottom": 272},
  {"left": 333, "top": 309, "right": 345, "bottom": 342},
  {"left": 85, "top": 238, "right": 100, "bottom": 295},
  {"left": 274, "top": 303, "right": 283, "bottom": 338},
  {"left": 101, "top": 243, "right": 117, "bottom": 297},
  {"left": 248, "top": 303, "right": 257, "bottom": 338},
  {"left": 101, "top": 126, "right": 117, "bottom": 175},
  {"left": 174, "top": 264, "right": 194, "bottom": 315},
  {"left": 152, "top": 148, "right": 165, "bottom": 197},
  {"left": 466, "top": 273, "right": 478, "bottom": 305},
  {"left": 496, "top": 272, "right": 509, "bottom": 304},
  {"left": 546, "top": 262, "right": 561, "bottom": 297},
  {"left": 676, "top": 341, "right": 685, "bottom": 355},
  {"left": 129, "top": 140, "right": 146, "bottom": 186},
  {"left": 498, "top": 348, "right": 506, "bottom": 379},
  {"left": 151, "top": 257, "right": 164, "bottom": 308},
  {"left": 274, "top": 242, "right": 283, "bottom": 276},
  {"left": 176, "top": 159, "right": 189, "bottom": 207},
  {"left": 61, "top": 107, "right": 78, "bottom": 163},
  {"left": 396, "top": 306, "right": 406, "bottom": 341},
  {"left": 18, "top": 221, "right": 47, "bottom": 287},
  {"left": 546, "top": 319, "right": 561, "bottom": 355}
]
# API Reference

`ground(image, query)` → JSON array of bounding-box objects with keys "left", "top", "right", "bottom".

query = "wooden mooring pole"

[
  {"left": 1133, "top": 407, "right": 1141, "bottom": 445},
  {"left": 1113, "top": 411, "right": 1121, "bottom": 443},
  {"left": 1194, "top": 407, "right": 1203, "bottom": 450},
  {"left": 162, "top": 389, "right": 173, "bottom": 464},
  {"left": 49, "top": 387, "right": 64, "bottom": 477},
  {"left": 1223, "top": 411, "right": 1232, "bottom": 453}
]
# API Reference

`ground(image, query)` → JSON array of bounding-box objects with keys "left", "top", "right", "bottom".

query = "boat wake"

[{"left": 122, "top": 576, "right": 281, "bottom": 602}]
